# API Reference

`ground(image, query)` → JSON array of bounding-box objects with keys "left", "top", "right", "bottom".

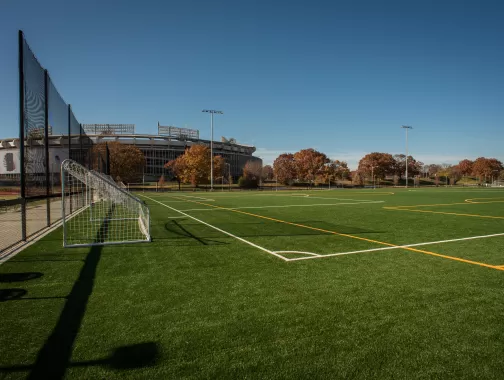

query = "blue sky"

[{"left": 0, "top": 0, "right": 503, "bottom": 169}]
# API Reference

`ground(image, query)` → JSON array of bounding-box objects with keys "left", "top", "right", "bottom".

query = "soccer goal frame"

[{"left": 61, "top": 159, "right": 151, "bottom": 247}]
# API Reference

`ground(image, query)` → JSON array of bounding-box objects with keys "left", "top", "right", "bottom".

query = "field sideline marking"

[
  {"left": 168, "top": 196, "right": 504, "bottom": 271},
  {"left": 287, "top": 232, "right": 504, "bottom": 261},
  {"left": 141, "top": 195, "right": 288, "bottom": 261},
  {"left": 172, "top": 201, "right": 384, "bottom": 212}
]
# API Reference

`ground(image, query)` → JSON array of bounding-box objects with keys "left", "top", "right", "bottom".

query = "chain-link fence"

[{"left": 0, "top": 31, "right": 96, "bottom": 256}]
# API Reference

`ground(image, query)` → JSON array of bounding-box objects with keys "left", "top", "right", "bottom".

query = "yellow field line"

[
  {"left": 167, "top": 196, "right": 504, "bottom": 271},
  {"left": 384, "top": 207, "right": 504, "bottom": 220}
]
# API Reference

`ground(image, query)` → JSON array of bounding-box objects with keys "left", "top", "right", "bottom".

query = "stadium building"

[{"left": 0, "top": 123, "right": 262, "bottom": 182}]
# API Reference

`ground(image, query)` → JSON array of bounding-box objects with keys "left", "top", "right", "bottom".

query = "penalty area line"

[{"left": 141, "top": 195, "right": 288, "bottom": 261}]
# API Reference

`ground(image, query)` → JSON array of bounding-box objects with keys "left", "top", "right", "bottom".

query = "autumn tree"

[
  {"left": 357, "top": 152, "right": 395, "bottom": 180},
  {"left": 472, "top": 157, "right": 503, "bottom": 182},
  {"left": 392, "top": 154, "right": 423, "bottom": 179},
  {"left": 437, "top": 164, "right": 453, "bottom": 185},
  {"left": 317, "top": 160, "right": 350, "bottom": 184},
  {"left": 91, "top": 141, "right": 145, "bottom": 183},
  {"left": 164, "top": 154, "right": 186, "bottom": 190},
  {"left": 457, "top": 159, "right": 474, "bottom": 176},
  {"left": 352, "top": 170, "right": 365, "bottom": 186},
  {"left": 293, "top": 148, "right": 329, "bottom": 186},
  {"left": 262, "top": 165, "right": 274, "bottom": 181},
  {"left": 214, "top": 156, "right": 226, "bottom": 181},
  {"left": 164, "top": 145, "right": 224, "bottom": 187},
  {"left": 427, "top": 164, "right": 442, "bottom": 177},
  {"left": 273, "top": 153, "right": 296, "bottom": 185},
  {"left": 243, "top": 160, "right": 263, "bottom": 181}
]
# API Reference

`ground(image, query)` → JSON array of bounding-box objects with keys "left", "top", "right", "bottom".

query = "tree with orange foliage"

[
  {"left": 273, "top": 153, "right": 296, "bottom": 185},
  {"left": 243, "top": 160, "right": 263, "bottom": 180},
  {"left": 457, "top": 159, "right": 473, "bottom": 176},
  {"left": 164, "top": 145, "right": 224, "bottom": 187},
  {"left": 294, "top": 148, "right": 329, "bottom": 186},
  {"left": 472, "top": 157, "right": 503, "bottom": 183},
  {"left": 164, "top": 154, "right": 186, "bottom": 190},
  {"left": 316, "top": 160, "right": 350, "bottom": 185},
  {"left": 262, "top": 165, "right": 274, "bottom": 181},
  {"left": 357, "top": 152, "right": 395, "bottom": 180},
  {"left": 90, "top": 141, "right": 145, "bottom": 183}
]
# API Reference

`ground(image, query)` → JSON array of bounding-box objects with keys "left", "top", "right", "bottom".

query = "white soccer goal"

[{"left": 61, "top": 159, "right": 151, "bottom": 247}]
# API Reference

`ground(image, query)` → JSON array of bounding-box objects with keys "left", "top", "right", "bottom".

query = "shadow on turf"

[
  {"left": 163, "top": 220, "right": 383, "bottom": 236},
  {"left": 0, "top": 272, "right": 45, "bottom": 302},
  {"left": 0, "top": 272, "right": 43, "bottom": 282},
  {"left": 0, "top": 342, "right": 160, "bottom": 374},
  {"left": 162, "top": 220, "right": 227, "bottom": 245},
  {"left": 3, "top": 204, "right": 160, "bottom": 379}
]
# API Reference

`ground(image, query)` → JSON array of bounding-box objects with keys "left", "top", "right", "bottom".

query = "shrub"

[{"left": 238, "top": 176, "right": 258, "bottom": 189}]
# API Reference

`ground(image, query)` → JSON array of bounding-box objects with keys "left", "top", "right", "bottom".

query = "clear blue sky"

[{"left": 1, "top": 0, "right": 503, "bottom": 168}]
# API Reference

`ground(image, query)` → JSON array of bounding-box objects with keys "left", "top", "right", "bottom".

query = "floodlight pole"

[
  {"left": 202, "top": 109, "right": 223, "bottom": 191},
  {"left": 401, "top": 126, "right": 413, "bottom": 188}
]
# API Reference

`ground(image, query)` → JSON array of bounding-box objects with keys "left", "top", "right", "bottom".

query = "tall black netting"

[
  {"left": 22, "top": 38, "right": 46, "bottom": 198},
  {"left": 69, "top": 108, "right": 84, "bottom": 164},
  {"left": 0, "top": 31, "right": 95, "bottom": 253}
]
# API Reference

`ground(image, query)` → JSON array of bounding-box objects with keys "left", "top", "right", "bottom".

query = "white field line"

[
  {"left": 141, "top": 195, "right": 288, "bottom": 261},
  {"left": 288, "top": 194, "right": 377, "bottom": 201},
  {"left": 173, "top": 201, "right": 385, "bottom": 212},
  {"left": 274, "top": 250, "right": 321, "bottom": 257},
  {"left": 287, "top": 232, "right": 504, "bottom": 261}
]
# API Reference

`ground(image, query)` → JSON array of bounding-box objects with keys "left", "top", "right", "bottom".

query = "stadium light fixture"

[
  {"left": 202, "top": 110, "right": 223, "bottom": 191},
  {"left": 401, "top": 126, "right": 413, "bottom": 188}
]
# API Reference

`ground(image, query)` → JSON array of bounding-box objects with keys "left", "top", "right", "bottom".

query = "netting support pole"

[
  {"left": 44, "top": 70, "right": 50, "bottom": 227},
  {"left": 61, "top": 162, "right": 66, "bottom": 247},
  {"left": 68, "top": 105, "right": 72, "bottom": 214},
  {"left": 18, "top": 30, "right": 27, "bottom": 241}
]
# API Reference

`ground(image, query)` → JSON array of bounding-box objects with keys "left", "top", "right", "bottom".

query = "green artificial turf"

[{"left": 1, "top": 188, "right": 504, "bottom": 379}]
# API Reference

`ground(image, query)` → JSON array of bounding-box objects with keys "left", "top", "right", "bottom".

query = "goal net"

[{"left": 61, "top": 159, "right": 151, "bottom": 247}]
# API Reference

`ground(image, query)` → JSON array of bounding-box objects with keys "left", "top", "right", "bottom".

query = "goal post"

[{"left": 61, "top": 159, "right": 151, "bottom": 247}]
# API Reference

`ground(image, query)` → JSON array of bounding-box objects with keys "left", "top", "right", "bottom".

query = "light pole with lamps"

[
  {"left": 202, "top": 109, "right": 223, "bottom": 191},
  {"left": 401, "top": 125, "right": 413, "bottom": 188}
]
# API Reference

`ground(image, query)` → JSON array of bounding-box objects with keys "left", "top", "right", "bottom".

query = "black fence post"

[
  {"left": 19, "top": 30, "right": 27, "bottom": 241},
  {"left": 68, "top": 105, "right": 72, "bottom": 214},
  {"left": 44, "top": 70, "right": 50, "bottom": 227}
]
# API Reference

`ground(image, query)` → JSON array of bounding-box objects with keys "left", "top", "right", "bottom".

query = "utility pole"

[{"left": 401, "top": 126, "right": 413, "bottom": 188}]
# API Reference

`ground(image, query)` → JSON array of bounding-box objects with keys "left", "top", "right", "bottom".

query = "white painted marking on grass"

[
  {"left": 274, "top": 250, "right": 321, "bottom": 257},
  {"left": 176, "top": 201, "right": 385, "bottom": 212},
  {"left": 167, "top": 216, "right": 186, "bottom": 219},
  {"left": 287, "top": 232, "right": 504, "bottom": 261},
  {"left": 141, "top": 195, "right": 289, "bottom": 261}
]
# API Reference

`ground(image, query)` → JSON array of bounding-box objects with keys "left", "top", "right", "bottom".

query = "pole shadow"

[{"left": 25, "top": 204, "right": 125, "bottom": 379}]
